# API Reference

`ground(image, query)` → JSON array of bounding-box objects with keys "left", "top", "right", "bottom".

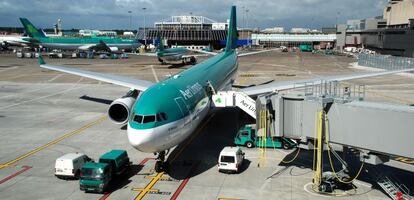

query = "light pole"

[
  {"left": 142, "top": 7, "right": 147, "bottom": 47},
  {"left": 128, "top": 11, "right": 132, "bottom": 38},
  {"left": 246, "top": 9, "right": 249, "bottom": 46}
]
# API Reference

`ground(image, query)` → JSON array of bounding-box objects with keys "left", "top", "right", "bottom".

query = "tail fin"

[
  {"left": 19, "top": 18, "right": 46, "bottom": 39},
  {"left": 225, "top": 6, "right": 238, "bottom": 52},
  {"left": 156, "top": 32, "right": 164, "bottom": 51}
]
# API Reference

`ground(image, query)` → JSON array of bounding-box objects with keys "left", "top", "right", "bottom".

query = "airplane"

[
  {"left": 139, "top": 34, "right": 201, "bottom": 65},
  {"left": 0, "top": 35, "right": 30, "bottom": 49},
  {"left": 19, "top": 18, "right": 140, "bottom": 52},
  {"left": 37, "top": 6, "right": 414, "bottom": 173}
]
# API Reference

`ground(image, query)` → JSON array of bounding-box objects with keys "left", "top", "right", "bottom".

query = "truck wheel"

[
  {"left": 75, "top": 170, "right": 80, "bottom": 179},
  {"left": 246, "top": 142, "right": 254, "bottom": 148},
  {"left": 283, "top": 143, "right": 290, "bottom": 150}
]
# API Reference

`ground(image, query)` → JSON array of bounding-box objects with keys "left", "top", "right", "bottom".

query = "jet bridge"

[{"left": 256, "top": 81, "right": 414, "bottom": 160}]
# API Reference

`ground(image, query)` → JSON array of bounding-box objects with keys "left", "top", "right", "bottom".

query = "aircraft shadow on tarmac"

[
  {"left": 103, "top": 164, "right": 145, "bottom": 193},
  {"left": 166, "top": 108, "right": 255, "bottom": 180},
  {"left": 278, "top": 148, "right": 414, "bottom": 196},
  {"left": 79, "top": 95, "right": 113, "bottom": 105},
  {"left": 166, "top": 63, "right": 190, "bottom": 69}
]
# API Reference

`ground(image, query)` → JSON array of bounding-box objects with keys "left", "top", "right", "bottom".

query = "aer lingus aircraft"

[
  {"left": 38, "top": 6, "right": 414, "bottom": 172},
  {"left": 20, "top": 18, "right": 140, "bottom": 52}
]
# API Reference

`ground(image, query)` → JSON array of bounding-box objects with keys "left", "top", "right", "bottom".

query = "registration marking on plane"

[{"left": 0, "top": 116, "right": 106, "bottom": 170}]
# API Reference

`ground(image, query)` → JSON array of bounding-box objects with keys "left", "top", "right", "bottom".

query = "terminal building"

[
  {"left": 252, "top": 33, "right": 336, "bottom": 49},
  {"left": 361, "top": 0, "right": 414, "bottom": 57},
  {"left": 136, "top": 15, "right": 230, "bottom": 49}
]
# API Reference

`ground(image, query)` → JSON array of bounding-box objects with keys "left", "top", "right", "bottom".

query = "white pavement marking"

[
  {"left": 0, "top": 84, "right": 85, "bottom": 110},
  {"left": 0, "top": 84, "right": 58, "bottom": 100},
  {"left": 47, "top": 74, "right": 63, "bottom": 82},
  {"left": 150, "top": 65, "right": 159, "bottom": 83},
  {"left": 0, "top": 66, "right": 19, "bottom": 72},
  {"left": 52, "top": 77, "right": 84, "bottom": 104}
]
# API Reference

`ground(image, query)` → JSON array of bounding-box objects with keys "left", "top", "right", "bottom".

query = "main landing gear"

[{"left": 154, "top": 150, "right": 169, "bottom": 173}]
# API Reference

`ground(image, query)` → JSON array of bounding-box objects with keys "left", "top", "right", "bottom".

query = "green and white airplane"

[
  {"left": 140, "top": 35, "right": 202, "bottom": 65},
  {"left": 37, "top": 6, "right": 414, "bottom": 172},
  {"left": 20, "top": 18, "right": 140, "bottom": 52}
]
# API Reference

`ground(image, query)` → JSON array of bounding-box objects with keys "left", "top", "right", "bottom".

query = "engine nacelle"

[
  {"left": 109, "top": 47, "right": 119, "bottom": 52},
  {"left": 108, "top": 96, "right": 136, "bottom": 125}
]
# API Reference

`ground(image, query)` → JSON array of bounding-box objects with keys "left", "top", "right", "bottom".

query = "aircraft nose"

[{"left": 127, "top": 124, "right": 155, "bottom": 153}]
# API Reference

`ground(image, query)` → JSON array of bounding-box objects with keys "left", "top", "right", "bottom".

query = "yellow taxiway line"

[{"left": 0, "top": 115, "right": 107, "bottom": 170}]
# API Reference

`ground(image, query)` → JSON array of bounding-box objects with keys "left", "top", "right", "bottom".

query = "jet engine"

[
  {"left": 108, "top": 90, "right": 139, "bottom": 125},
  {"left": 109, "top": 47, "right": 119, "bottom": 52}
]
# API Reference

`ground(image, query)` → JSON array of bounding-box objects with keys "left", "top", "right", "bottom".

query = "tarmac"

[{"left": 0, "top": 51, "right": 413, "bottom": 200}]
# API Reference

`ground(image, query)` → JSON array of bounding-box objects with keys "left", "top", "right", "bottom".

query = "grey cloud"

[{"left": 0, "top": 0, "right": 387, "bottom": 30}]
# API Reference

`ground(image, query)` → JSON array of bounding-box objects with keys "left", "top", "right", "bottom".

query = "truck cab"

[
  {"left": 79, "top": 162, "right": 111, "bottom": 193},
  {"left": 234, "top": 124, "right": 256, "bottom": 148}
]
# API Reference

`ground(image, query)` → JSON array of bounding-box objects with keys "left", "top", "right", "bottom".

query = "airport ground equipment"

[
  {"left": 79, "top": 150, "right": 130, "bottom": 193},
  {"left": 299, "top": 44, "right": 313, "bottom": 52},
  {"left": 253, "top": 81, "right": 413, "bottom": 197},
  {"left": 233, "top": 124, "right": 296, "bottom": 149}
]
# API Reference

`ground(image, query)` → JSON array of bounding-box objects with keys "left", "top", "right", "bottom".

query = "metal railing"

[{"left": 358, "top": 54, "right": 414, "bottom": 71}]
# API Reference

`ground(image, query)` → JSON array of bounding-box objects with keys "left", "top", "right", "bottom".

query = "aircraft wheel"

[
  {"left": 190, "top": 56, "right": 196, "bottom": 64},
  {"left": 155, "top": 161, "right": 164, "bottom": 173}
]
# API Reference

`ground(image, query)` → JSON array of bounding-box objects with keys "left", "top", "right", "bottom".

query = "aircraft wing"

[
  {"left": 78, "top": 44, "right": 97, "bottom": 51},
  {"left": 38, "top": 56, "right": 154, "bottom": 91},
  {"left": 240, "top": 68, "right": 414, "bottom": 96}
]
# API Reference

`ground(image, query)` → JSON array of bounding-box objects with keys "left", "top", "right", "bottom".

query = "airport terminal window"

[
  {"left": 143, "top": 115, "right": 156, "bottom": 123},
  {"left": 134, "top": 115, "right": 143, "bottom": 123}
]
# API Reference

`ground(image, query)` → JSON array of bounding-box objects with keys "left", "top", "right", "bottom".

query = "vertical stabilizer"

[
  {"left": 225, "top": 6, "right": 238, "bottom": 52},
  {"left": 19, "top": 18, "right": 46, "bottom": 39},
  {"left": 156, "top": 32, "right": 164, "bottom": 51}
]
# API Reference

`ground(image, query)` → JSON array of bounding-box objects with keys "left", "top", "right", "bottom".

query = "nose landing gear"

[{"left": 154, "top": 150, "right": 169, "bottom": 173}]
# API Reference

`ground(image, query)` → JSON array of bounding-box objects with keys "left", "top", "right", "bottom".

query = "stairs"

[
  {"left": 370, "top": 166, "right": 412, "bottom": 200},
  {"left": 212, "top": 91, "right": 256, "bottom": 119}
]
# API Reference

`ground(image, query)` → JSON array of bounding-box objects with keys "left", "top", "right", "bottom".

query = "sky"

[{"left": 0, "top": 0, "right": 388, "bottom": 31}]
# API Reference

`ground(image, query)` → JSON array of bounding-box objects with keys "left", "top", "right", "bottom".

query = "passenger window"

[
  {"left": 143, "top": 115, "right": 156, "bottom": 123},
  {"left": 241, "top": 131, "right": 248, "bottom": 136},
  {"left": 134, "top": 115, "right": 143, "bottom": 123}
]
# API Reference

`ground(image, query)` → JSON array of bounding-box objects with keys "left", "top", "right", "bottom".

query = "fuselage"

[
  {"left": 156, "top": 47, "right": 189, "bottom": 61},
  {"left": 23, "top": 36, "right": 140, "bottom": 50},
  {"left": 128, "top": 50, "right": 238, "bottom": 153}
]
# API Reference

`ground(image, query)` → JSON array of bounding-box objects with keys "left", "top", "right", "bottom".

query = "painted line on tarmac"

[
  {"left": 133, "top": 114, "right": 215, "bottom": 200},
  {"left": 101, "top": 158, "right": 153, "bottom": 200},
  {"left": 0, "top": 85, "right": 85, "bottom": 110},
  {"left": 150, "top": 65, "right": 159, "bottom": 83},
  {"left": 0, "top": 66, "right": 19, "bottom": 72},
  {"left": 47, "top": 74, "right": 63, "bottom": 82},
  {"left": 0, "top": 166, "right": 31, "bottom": 184},
  {"left": 0, "top": 115, "right": 107, "bottom": 170},
  {"left": 170, "top": 161, "right": 200, "bottom": 200},
  {"left": 0, "top": 84, "right": 58, "bottom": 100},
  {"left": 367, "top": 90, "right": 413, "bottom": 105}
]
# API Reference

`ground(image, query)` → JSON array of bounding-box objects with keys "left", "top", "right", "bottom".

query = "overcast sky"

[{"left": 0, "top": 0, "right": 388, "bottom": 30}]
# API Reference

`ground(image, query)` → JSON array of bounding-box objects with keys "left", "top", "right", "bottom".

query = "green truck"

[
  {"left": 79, "top": 150, "right": 130, "bottom": 193},
  {"left": 234, "top": 124, "right": 297, "bottom": 149},
  {"left": 299, "top": 44, "right": 313, "bottom": 52}
]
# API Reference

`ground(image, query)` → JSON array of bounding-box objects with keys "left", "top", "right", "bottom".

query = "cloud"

[{"left": 0, "top": 0, "right": 388, "bottom": 30}]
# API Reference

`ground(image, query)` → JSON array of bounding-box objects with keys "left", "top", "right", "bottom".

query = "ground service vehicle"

[
  {"left": 79, "top": 150, "right": 130, "bottom": 193},
  {"left": 55, "top": 153, "right": 91, "bottom": 179},
  {"left": 234, "top": 124, "right": 296, "bottom": 149},
  {"left": 218, "top": 146, "right": 245, "bottom": 173}
]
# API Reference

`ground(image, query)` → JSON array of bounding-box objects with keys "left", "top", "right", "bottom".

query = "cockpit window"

[
  {"left": 133, "top": 115, "right": 143, "bottom": 123},
  {"left": 134, "top": 113, "right": 167, "bottom": 124},
  {"left": 142, "top": 115, "right": 156, "bottom": 123},
  {"left": 156, "top": 112, "right": 168, "bottom": 121}
]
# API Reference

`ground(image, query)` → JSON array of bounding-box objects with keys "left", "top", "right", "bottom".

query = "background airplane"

[
  {"left": 20, "top": 18, "right": 141, "bottom": 52},
  {"left": 36, "top": 6, "right": 414, "bottom": 173},
  {"left": 0, "top": 35, "right": 30, "bottom": 49}
]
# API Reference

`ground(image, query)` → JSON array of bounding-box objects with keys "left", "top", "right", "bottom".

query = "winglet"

[{"left": 38, "top": 55, "right": 45, "bottom": 65}]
